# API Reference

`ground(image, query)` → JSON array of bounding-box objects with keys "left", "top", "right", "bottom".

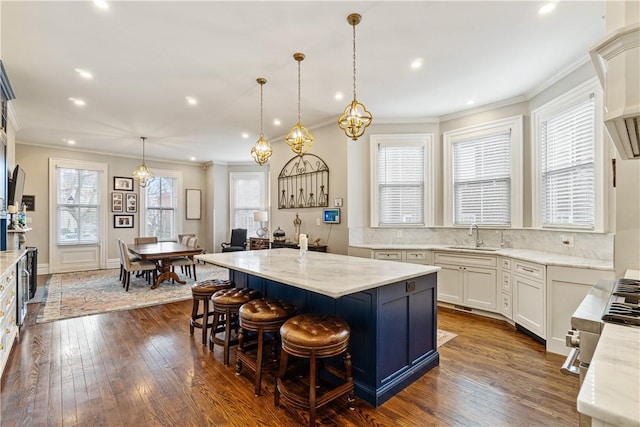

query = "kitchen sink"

[{"left": 446, "top": 245, "right": 500, "bottom": 252}]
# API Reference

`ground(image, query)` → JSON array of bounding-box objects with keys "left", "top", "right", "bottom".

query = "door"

[
  {"left": 513, "top": 273, "right": 545, "bottom": 338},
  {"left": 436, "top": 264, "right": 463, "bottom": 304},
  {"left": 464, "top": 266, "right": 498, "bottom": 311},
  {"left": 49, "top": 158, "right": 108, "bottom": 273}
]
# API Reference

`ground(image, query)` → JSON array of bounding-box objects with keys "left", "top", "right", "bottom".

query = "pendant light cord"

[
  {"left": 260, "top": 83, "right": 264, "bottom": 136},
  {"left": 352, "top": 22, "right": 357, "bottom": 101},
  {"left": 297, "top": 59, "right": 301, "bottom": 124}
]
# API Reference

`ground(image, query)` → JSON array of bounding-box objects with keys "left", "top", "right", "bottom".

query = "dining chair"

[
  {"left": 172, "top": 236, "right": 199, "bottom": 279},
  {"left": 135, "top": 236, "right": 158, "bottom": 245},
  {"left": 221, "top": 229, "right": 247, "bottom": 252},
  {"left": 120, "top": 240, "right": 158, "bottom": 291}
]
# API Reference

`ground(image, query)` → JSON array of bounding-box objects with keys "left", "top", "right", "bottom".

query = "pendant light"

[
  {"left": 250, "top": 77, "right": 273, "bottom": 165},
  {"left": 132, "top": 136, "right": 153, "bottom": 187},
  {"left": 285, "top": 52, "right": 314, "bottom": 156},
  {"left": 338, "top": 13, "right": 372, "bottom": 141}
]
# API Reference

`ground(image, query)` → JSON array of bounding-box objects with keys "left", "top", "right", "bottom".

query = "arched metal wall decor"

[{"left": 277, "top": 154, "right": 329, "bottom": 209}]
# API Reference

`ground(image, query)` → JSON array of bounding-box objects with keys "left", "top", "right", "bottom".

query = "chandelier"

[
  {"left": 132, "top": 136, "right": 153, "bottom": 188},
  {"left": 250, "top": 77, "right": 273, "bottom": 165},
  {"left": 338, "top": 13, "right": 372, "bottom": 141},
  {"left": 285, "top": 53, "right": 314, "bottom": 156}
]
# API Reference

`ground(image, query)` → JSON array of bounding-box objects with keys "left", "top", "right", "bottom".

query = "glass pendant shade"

[
  {"left": 132, "top": 136, "right": 153, "bottom": 187},
  {"left": 251, "top": 77, "right": 272, "bottom": 165},
  {"left": 285, "top": 53, "right": 314, "bottom": 156},
  {"left": 338, "top": 13, "right": 372, "bottom": 141}
]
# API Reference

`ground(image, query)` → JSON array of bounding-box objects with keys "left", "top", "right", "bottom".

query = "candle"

[{"left": 299, "top": 234, "right": 308, "bottom": 251}]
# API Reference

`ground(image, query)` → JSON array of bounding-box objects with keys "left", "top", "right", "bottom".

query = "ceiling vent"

[{"left": 590, "top": 24, "right": 640, "bottom": 160}]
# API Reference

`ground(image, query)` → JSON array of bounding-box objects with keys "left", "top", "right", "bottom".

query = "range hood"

[{"left": 590, "top": 24, "right": 640, "bottom": 160}]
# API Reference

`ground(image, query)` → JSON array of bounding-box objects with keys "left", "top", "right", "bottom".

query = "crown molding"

[
  {"left": 438, "top": 95, "right": 527, "bottom": 122},
  {"left": 525, "top": 54, "right": 592, "bottom": 100}
]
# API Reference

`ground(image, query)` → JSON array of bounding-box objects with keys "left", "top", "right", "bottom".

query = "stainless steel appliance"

[{"left": 563, "top": 276, "right": 640, "bottom": 426}]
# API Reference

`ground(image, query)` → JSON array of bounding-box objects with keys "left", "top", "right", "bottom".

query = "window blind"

[
  {"left": 453, "top": 131, "right": 511, "bottom": 225},
  {"left": 145, "top": 176, "right": 176, "bottom": 240},
  {"left": 541, "top": 96, "right": 595, "bottom": 227},
  {"left": 378, "top": 144, "right": 424, "bottom": 225},
  {"left": 232, "top": 174, "right": 263, "bottom": 235},
  {"left": 56, "top": 167, "right": 100, "bottom": 244}
]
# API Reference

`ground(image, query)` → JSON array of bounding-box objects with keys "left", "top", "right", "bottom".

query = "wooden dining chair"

[
  {"left": 135, "top": 236, "right": 158, "bottom": 245},
  {"left": 171, "top": 236, "right": 200, "bottom": 280}
]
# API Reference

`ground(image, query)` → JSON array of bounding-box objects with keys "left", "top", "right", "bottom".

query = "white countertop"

[
  {"left": 577, "top": 323, "right": 640, "bottom": 426},
  {"left": 349, "top": 243, "right": 613, "bottom": 271},
  {"left": 0, "top": 249, "right": 27, "bottom": 276},
  {"left": 196, "top": 248, "right": 440, "bottom": 298}
]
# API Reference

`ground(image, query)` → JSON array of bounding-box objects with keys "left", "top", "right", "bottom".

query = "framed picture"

[
  {"left": 114, "top": 214, "right": 134, "bottom": 228},
  {"left": 185, "top": 189, "right": 201, "bottom": 220},
  {"left": 22, "top": 195, "right": 36, "bottom": 211},
  {"left": 126, "top": 193, "right": 137, "bottom": 213},
  {"left": 112, "top": 192, "right": 123, "bottom": 212},
  {"left": 114, "top": 176, "right": 134, "bottom": 191}
]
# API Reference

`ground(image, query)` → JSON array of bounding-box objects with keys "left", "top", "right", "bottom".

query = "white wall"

[{"left": 16, "top": 143, "right": 207, "bottom": 270}]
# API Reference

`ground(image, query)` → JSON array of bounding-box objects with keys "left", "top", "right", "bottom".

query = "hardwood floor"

[{"left": 2, "top": 284, "right": 580, "bottom": 426}]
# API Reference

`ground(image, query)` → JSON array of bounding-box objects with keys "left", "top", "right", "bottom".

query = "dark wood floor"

[{"left": 2, "top": 277, "right": 580, "bottom": 426}]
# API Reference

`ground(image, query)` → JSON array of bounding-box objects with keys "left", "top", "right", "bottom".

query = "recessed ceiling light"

[
  {"left": 241, "top": 132, "right": 249, "bottom": 139},
  {"left": 185, "top": 96, "right": 198, "bottom": 105},
  {"left": 466, "top": 100, "right": 475, "bottom": 106},
  {"left": 410, "top": 58, "right": 423, "bottom": 69},
  {"left": 74, "top": 68, "right": 93, "bottom": 79},
  {"left": 273, "top": 119, "right": 281, "bottom": 126},
  {"left": 538, "top": 2, "right": 557, "bottom": 15},
  {"left": 93, "top": 0, "right": 109, "bottom": 9},
  {"left": 68, "top": 97, "right": 86, "bottom": 106},
  {"left": 335, "top": 91, "right": 344, "bottom": 101},
  {"left": 190, "top": 156, "right": 196, "bottom": 161},
  {"left": 62, "top": 138, "right": 76, "bottom": 145}
]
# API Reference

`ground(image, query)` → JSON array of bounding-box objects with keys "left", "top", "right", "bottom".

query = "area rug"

[
  {"left": 36, "top": 263, "right": 229, "bottom": 324},
  {"left": 437, "top": 329, "right": 457, "bottom": 348}
]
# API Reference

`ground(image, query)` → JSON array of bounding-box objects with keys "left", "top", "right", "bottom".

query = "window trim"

[
  {"left": 370, "top": 133, "right": 435, "bottom": 228},
  {"left": 140, "top": 168, "right": 183, "bottom": 240},
  {"left": 531, "top": 77, "right": 605, "bottom": 232},
  {"left": 229, "top": 171, "right": 268, "bottom": 237},
  {"left": 443, "top": 115, "right": 523, "bottom": 228}
]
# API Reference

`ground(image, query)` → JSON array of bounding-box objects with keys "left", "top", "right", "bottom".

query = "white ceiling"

[{"left": 1, "top": 1, "right": 606, "bottom": 165}]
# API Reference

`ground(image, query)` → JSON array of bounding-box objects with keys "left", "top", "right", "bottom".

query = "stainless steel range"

[{"left": 563, "top": 275, "right": 640, "bottom": 426}]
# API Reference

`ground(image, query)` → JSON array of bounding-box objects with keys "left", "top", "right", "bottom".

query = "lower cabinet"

[
  {"left": 434, "top": 252, "right": 498, "bottom": 312},
  {"left": 0, "top": 260, "right": 19, "bottom": 378},
  {"left": 513, "top": 260, "right": 546, "bottom": 339}
]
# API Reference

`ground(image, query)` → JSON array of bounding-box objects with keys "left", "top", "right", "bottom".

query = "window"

[
  {"left": 532, "top": 78, "right": 603, "bottom": 230},
  {"left": 443, "top": 116, "right": 523, "bottom": 227},
  {"left": 56, "top": 167, "right": 101, "bottom": 244},
  {"left": 144, "top": 176, "right": 176, "bottom": 240},
  {"left": 370, "top": 134, "right": 435, "bottom": 227},
  {"left": 141, "top": 169, "right": 182, "bottom": 240},
  {"left": 230, "top": 172, "right": 267, "bottom": 237}
]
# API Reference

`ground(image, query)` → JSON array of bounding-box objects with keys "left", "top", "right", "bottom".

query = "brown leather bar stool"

[
  {"left": 236, "top": 298, "right": 296, "bottom": 396},
  {"left": 210, "top": 287, "right": 261, "bottom": 366},
  {"left": 189, "top": 279, "right": 233, "bottom": 344},
  {"left": 274, "top": 313, "right": 354, "bottom": 426}
]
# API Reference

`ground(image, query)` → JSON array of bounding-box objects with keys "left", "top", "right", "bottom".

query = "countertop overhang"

[{"left": 196, "top": 248, "right": 440, "bottom": 299}]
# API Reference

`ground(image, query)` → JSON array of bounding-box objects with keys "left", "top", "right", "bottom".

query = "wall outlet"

[
  {"left": 397, "top": 230, "right": 403, "bottom": 238},
  {"left": 561, "top": 235, "right": 574, "bottom": 247},
  {"left": 316, "top": 218, "right": 321, "bottom": 226}
]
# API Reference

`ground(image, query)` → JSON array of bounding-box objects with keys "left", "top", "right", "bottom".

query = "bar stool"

[
  {"left": 274, "top": 313, "right": 354, "bottom": 426},
  {"left": 189, "top": 279, "right": 233, "bottom": 344},
  {"left": 236, "top": 298, "right": 296, "bottom": 396},
  {"left": 210, "top": 287, "right": 261, "bottom": 365}
]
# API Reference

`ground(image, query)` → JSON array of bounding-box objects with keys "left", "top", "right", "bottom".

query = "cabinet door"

[
  {"left": 463, "top": 266, "right": 498, "bottom": 311},
  {"left": 513, "top": 274, "right": 545, "bottom": 338},
  {"left": 436, "top": 264, "right": 463, "bottom": 304}
]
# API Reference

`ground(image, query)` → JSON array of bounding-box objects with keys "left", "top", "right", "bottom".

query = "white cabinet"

[
  {"left": 0, "top": 262, "right": 18, "bottom": 377},
  {"left": 546, "top": 266, "right": 614, "bottom": 355},
  {"left": 513, "top": 260, "right": 546, "bottom": 339},
  {"left": 370, "top": 249, "right": 433, "bottom": 265},
  {"left": 499, "top": 257, "right": 512, "bottom": 319},
  {"left": 434, "top": 252, "right": 498, "bottom": 312}
]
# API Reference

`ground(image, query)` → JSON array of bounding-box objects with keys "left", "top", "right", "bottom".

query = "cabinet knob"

[
  {"left": 0, "top": 285, "right": 4, "bottom": 291},
  {"left": 5, "top": 328, "right": 10, "bottom": 334},
  {"left": 0, "top": 344, "right": 3, "bottom": 350},
  {"left": 0, "top": 311, "right": 3, "bottom": 316}
]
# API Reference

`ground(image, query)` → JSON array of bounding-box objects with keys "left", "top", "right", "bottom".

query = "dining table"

[{"left": 127, "top": 241, "right": 203, "bottom": 289}]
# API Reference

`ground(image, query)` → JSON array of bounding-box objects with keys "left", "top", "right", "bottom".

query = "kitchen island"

[{"left": 196, "top": 248, "right": 440, "bottom": 406}]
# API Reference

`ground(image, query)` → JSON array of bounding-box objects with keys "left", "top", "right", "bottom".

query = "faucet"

[{"left": 468, "top": 223, "right": 484, "bottom": 248}]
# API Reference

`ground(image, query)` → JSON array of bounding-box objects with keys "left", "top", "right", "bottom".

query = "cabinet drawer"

[
  {"left": 501, "top": 292, "right": 512, "bottom": 318},
  {"left": 434, "top": 252, "right": 497, "bottom": 268},
  {"left": 501, "top": 272, "right": 512, "bottom": 294},
  {"left": 501, "top": 258, "right": 512, "bottom": 271},
  {"left": 514, "top": 260, "right": 545, "bottom": 281},
  {"left": 374, "top": 251, "right": 403, "bottom": 261},
  {"left": 405, "top": 251, "right": 429, "bottom": 263}
]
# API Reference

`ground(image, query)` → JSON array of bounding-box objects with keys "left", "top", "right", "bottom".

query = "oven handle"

[{"left": 560, "top": 347, "right": 580, "bottom": 376}]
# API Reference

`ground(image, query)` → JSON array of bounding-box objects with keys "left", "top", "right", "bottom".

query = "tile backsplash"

[{"left": 349, "top": 226, "right": 614, "bottom": 261}]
